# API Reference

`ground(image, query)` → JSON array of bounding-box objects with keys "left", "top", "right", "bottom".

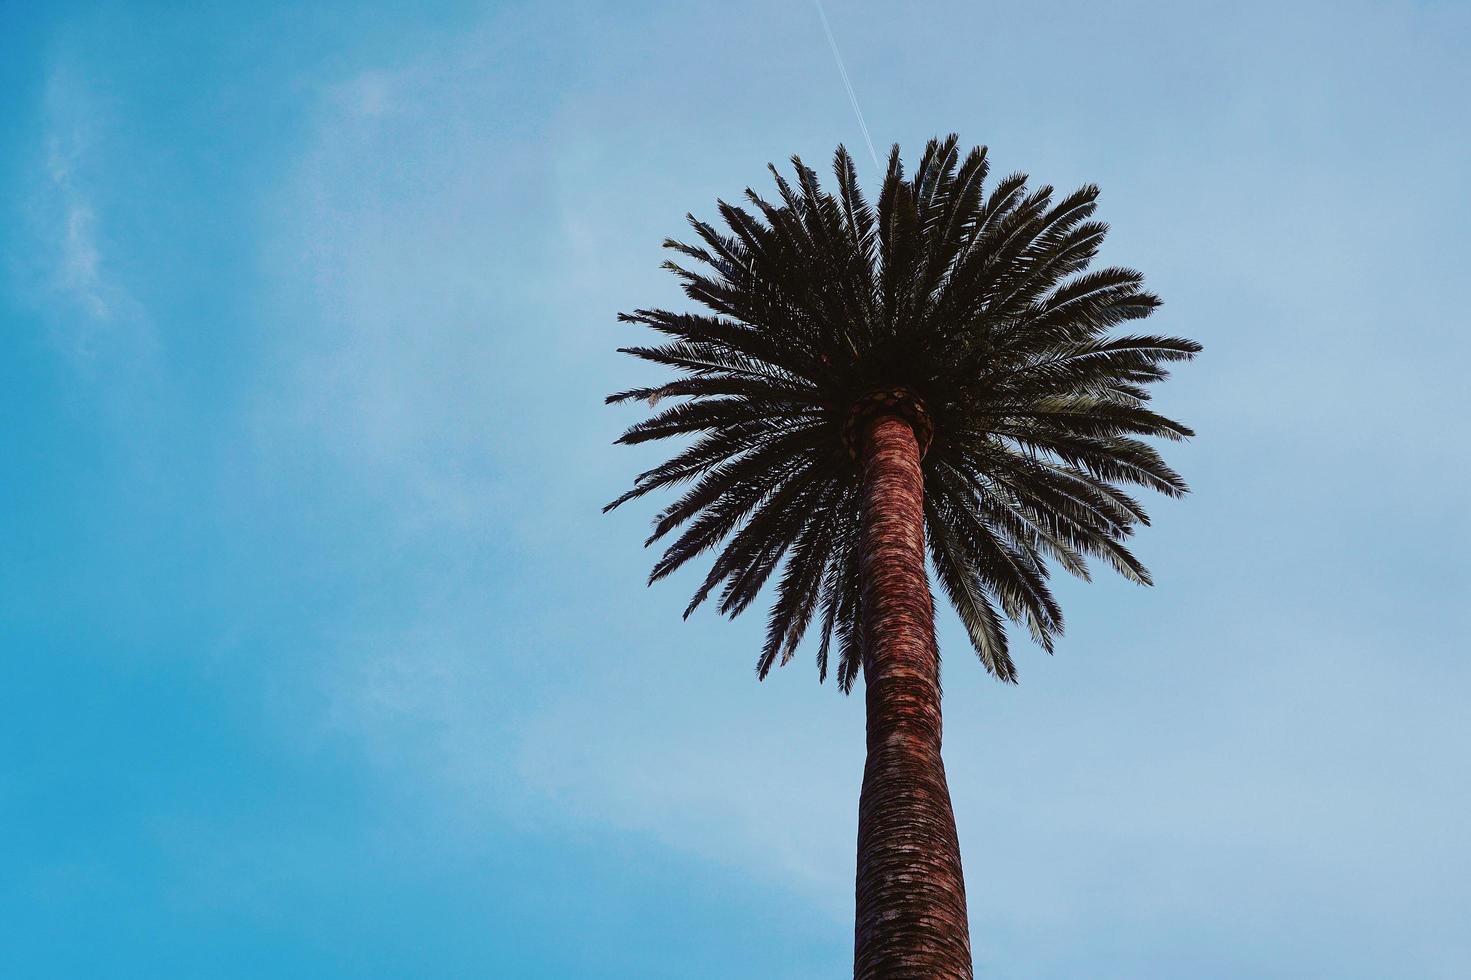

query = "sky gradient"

[{"left": 3, "top": 1, "right": 1469, "bottom": 977}]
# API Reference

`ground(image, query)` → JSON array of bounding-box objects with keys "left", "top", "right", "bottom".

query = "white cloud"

[
  {"left": 47, "top": 141, "right": 110, "bottom": 321},
  {"left": 59, "top": 202, "right": 107, "bottom": 318},
  {"left": 19, "top": 60, "right": 147, "bottom": 361},
  {"left": 250, "top": 46, "right": 562, "bottom": 534}
]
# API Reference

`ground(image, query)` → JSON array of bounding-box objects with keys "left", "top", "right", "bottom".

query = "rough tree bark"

[{"left": 853, "top": 413, "right": 973, "bottom": 979}]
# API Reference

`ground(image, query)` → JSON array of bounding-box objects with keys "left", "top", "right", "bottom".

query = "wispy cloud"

[
  {"left": 20, "top": 60, "right": 145, "bottom": 360},
  {"left": 46, "top": 132, "right": 109, "bottom": 321},
  {"left": 247, "top": 13, "right": 873, "bottom": 903}
]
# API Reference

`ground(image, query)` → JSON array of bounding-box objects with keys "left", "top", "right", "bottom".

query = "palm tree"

[{"left": 605, "top": 135, "right": 1198, "bottom": 979}]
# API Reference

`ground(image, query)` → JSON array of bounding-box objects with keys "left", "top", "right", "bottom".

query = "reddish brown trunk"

[{"left": 853, "top": 415, "right": 973, "bottom": 979}]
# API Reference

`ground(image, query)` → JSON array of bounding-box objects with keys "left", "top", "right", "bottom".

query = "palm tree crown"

[{"left": 607, "top": 134, "right": 1198, "bottom": 687}]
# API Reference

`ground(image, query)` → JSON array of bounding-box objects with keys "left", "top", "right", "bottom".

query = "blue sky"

[{"left": 2, "top": 1, "right": 1468, "bottom": 976}]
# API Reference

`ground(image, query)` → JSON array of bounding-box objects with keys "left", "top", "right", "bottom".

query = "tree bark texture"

[{"left": 853, "top": 415, "right": 973, "bottom": 979}]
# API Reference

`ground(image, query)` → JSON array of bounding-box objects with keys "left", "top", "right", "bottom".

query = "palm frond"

[{"left": 608, "top": 136, "right": 1199, "bottom": 686}]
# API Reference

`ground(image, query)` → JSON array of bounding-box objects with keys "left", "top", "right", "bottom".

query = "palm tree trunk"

[{"left": 853, "top": 414, "right": 973, "bottom": 979}]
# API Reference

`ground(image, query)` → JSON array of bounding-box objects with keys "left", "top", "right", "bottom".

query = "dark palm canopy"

[{"left": 607, "top": 134, "right": 1198, "bottom": 687}]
